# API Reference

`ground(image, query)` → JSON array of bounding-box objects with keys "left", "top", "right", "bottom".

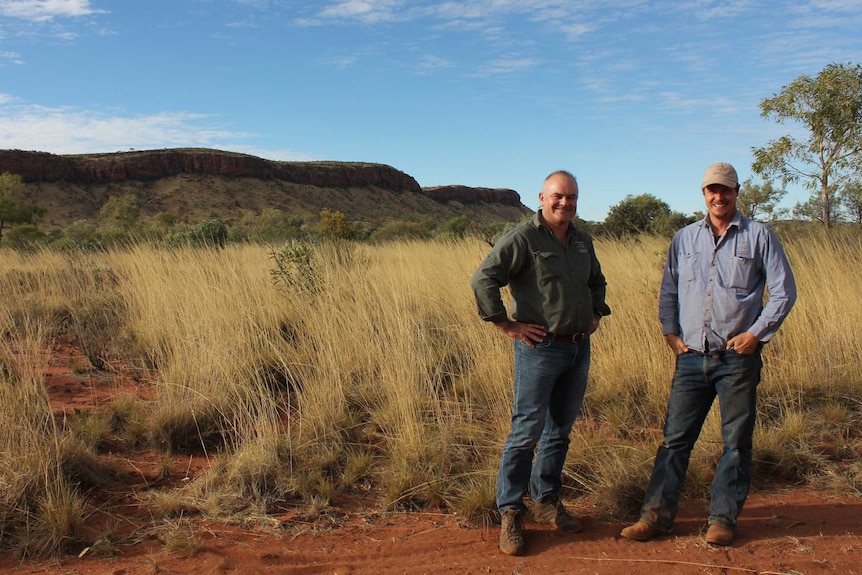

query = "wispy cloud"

[
  {"left": 807, "top": 0, "right": 862, "bottom": 13},
  {"left": 475, "top": 56, "right": 538, "bottom": 77},
  {"left": 0, "top": 0, "right": 104, "bottom": 21},
  {"left": 0, "top": 100, "right": 258, "bottom": 154},
  {"left": 1, "top": 51, "right": 24, "bottom": 65},
  {"left": 557, "top": 21, "right": 594, "bottom": 41},
  {"left": 413, "top": 53, "right": 453, "bottom": 75},
  {"left": 316, "top": 0, "right": 406, "bottom": 24}
]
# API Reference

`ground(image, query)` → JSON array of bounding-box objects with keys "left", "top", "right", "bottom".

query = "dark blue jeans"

[
  {"left": 640, "top": 349, "right": 762, "bottom": 531},
  {"left": 496, "top": 337, "right": 591, "bottom": 512}
]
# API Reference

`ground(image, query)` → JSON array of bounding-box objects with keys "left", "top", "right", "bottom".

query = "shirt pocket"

[
  {"left": 722, "top": 255, "right": 756, "bottom": 290},
  {"left": 679, "top": 252, "right": 699, "bottom": 283},
  {"left": 533, "top": 250, "right": 565, "bottom": 283}
]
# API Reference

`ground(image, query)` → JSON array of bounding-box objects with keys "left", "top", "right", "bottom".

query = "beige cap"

[{"left": 702, "top": 162, "right": 738, "bottom": 189}]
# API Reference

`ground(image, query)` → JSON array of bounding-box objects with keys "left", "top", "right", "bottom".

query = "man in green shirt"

[{"left": 470, "top": 170, "right": 611, "bottom": 555}]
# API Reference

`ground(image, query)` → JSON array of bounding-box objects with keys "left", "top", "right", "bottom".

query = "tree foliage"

[
  {"left": 649, "top": 212, "right": 692, "bottom": 237},
  {"left": 752, "top": 62, "right": 862, "bottom": 229},
  {"left": 839, "top": 179, "right": 862, "bottom": 224},
  {"left": 235, "top": 208, "right": 306, "bottom": 242},
  {"left": 319, "top": 208, "right": 359, "bottom": 241},
  {"left": 188, "top": 219, "right": 229, "bottom": 247},
  {"left": 4, "top": 224, "right": 47, "bottom": 250},
  {"left": 792, "top": 190, "right": 843, "bottom": 225},
  {"left": 603, "top": 193, "right": 692, "bottom": 237},
  {"left": 369, "top": 219, "right": 435, "bottom": 243},
  {"left": 146, "top": 211, "right": 177, "bottom": 239},
  {"left": 604, "top": 194, "right": 670, "bottom": 236},
  {"left": 0, "top": 173, "right": 46, "bottom": 239},
  {"left": 738, "top": 179, "right": 787, "bottom": 221},
  {"left": 99, "top": 193, "right": 140, "bottom": 232}
]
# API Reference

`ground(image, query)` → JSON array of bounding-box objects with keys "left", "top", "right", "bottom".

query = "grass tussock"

[
  {"left": 0, "top": 230, "right": 860, "bottom": 556},
  {"left": 0, "top": 328, "right": 90, "bottom": 556}
]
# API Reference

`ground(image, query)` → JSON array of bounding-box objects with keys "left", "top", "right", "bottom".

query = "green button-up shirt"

[{"left": 470, "top": 211, "right": 611, "bottom": 335}]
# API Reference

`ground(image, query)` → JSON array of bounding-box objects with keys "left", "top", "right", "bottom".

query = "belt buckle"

[{"left": 572, "top": 333, "right": 585, "bottom": 343}]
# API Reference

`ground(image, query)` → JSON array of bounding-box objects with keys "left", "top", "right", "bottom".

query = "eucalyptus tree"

[
  {"left": 752, "top": 62, "right": 862, "bottom": 230},
  {"left": 840, "top": 179, "right": 862, "bottom": 224},
  {"left": 738, "top": 179, "right": 787, "bottom": 222}
]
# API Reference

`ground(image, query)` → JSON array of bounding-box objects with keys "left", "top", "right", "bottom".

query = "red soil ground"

[{"left": 1, "top": 336, "right": 860, "bottom": 574}]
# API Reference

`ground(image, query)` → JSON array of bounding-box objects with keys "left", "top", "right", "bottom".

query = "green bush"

[{"left": 4, "top": 224, "right": 47, "bottom": 250}]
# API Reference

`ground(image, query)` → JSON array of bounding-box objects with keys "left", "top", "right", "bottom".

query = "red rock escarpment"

[
  {"left": 421, "top": 185, "right": 524, "bottom": 207},
  {"left": 0, "top": 148, "right": 421, "bottom": 193}
]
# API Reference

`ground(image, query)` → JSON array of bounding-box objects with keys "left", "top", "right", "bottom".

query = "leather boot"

[{"left": 499, "top": 509, "right": 526, "bottom": 555}]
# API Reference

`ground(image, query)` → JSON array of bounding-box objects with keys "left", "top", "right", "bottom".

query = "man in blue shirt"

[{"left": 620, "top": 162, "right": 797, "bottom": 546}]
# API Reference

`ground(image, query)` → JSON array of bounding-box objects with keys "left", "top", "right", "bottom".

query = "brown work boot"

[
  {"left": 531, "top": 496, "right": 583, "bottom": 532},
  {"left": 499, "top": 509, "right": 526, "bottom": 556},
  {"left": 620, "top": 520, "right": 661, "bottom": 541},
  {"left": 705, "top": 523, "right": 734, "bottom": 546}
]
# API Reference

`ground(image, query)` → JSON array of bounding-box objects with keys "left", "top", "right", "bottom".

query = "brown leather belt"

[{"left": 549, "top": 332, "right": 586, "bottom": 343}]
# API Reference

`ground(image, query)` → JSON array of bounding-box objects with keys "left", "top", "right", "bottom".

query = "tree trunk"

[{"left": 822, "top": 180, "right": 831, "bottom": 230}]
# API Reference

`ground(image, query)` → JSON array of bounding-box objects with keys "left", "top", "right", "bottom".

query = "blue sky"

[{"left": 1, "top": 1, "right": 861, "bottom": 221}]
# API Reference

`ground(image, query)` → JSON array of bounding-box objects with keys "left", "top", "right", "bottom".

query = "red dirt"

[{"left": 1, "top": 337, "right": 860, "bottom": 575}]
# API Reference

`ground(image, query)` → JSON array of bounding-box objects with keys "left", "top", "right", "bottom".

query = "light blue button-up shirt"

[{"left": 658, "top": 212, "right": 796, "bottom": 352}]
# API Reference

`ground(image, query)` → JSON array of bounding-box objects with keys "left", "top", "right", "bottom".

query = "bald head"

[{"left": 539, "top": 170, "right": 578, "bottom": 229}]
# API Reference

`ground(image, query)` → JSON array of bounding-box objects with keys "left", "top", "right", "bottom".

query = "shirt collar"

[
  {"left": 699, "top": 210, "right": 744, "bottom": 231},
  {"left": 534, "top": 209, "right": 575, "bottom": 237}
]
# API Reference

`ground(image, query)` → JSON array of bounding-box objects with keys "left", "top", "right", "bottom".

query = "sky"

[{"left": 1, "top": 1, "right": 861, "bottom": 222}]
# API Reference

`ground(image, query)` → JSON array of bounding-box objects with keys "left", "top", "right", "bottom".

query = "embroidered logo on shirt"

[{"left": 574, "top": 241, "right": 587, "bottom": 253}]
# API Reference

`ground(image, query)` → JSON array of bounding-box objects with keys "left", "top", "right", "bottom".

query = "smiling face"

[
  {"left": 539, "top": 172, "right": 578, "bottom": 229},
  {"left": 703, "top": 183, "right": 739, "bottom": 223}
]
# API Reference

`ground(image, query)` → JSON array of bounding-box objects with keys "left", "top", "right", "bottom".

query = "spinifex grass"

[
  {"left": 0, "top": 228, "right": 860, "bottom": 556},
  {"left": 0, "top": 325, "right": 89, "bottom": 556}
]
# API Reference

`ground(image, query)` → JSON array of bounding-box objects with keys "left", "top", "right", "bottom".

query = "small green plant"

[{"left": 269, "top": 240, "right": 320, "bottom": 296}]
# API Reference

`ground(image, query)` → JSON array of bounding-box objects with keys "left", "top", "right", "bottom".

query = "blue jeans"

[
  {"left": 640, "top": 349, "right": 762, "bottom": 531},
  {"left": 496, "top": 337, "right": 591, "bottom": 512}
]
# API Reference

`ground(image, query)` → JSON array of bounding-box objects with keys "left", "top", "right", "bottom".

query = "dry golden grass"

[
  {"left": 0, "top": 325, "right": 89, "bottom": 556},
  {"left": 0, "top": 229, "right": 860, "bottom": 555}
]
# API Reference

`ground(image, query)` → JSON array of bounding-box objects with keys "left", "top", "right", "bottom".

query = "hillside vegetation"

[{"left": 0, "top": 148, "right": 531, "bottom": 232}]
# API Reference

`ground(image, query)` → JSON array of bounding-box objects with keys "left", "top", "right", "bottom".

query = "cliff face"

[
  {"left": 422, "top": 185, "right": 525, "bottom": 207},
  {"left": 0, "top": 148, "right": 422, "bottom": 193},
  {"left": 0, "top": 148, "right": 531, "bottom": 229}
]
